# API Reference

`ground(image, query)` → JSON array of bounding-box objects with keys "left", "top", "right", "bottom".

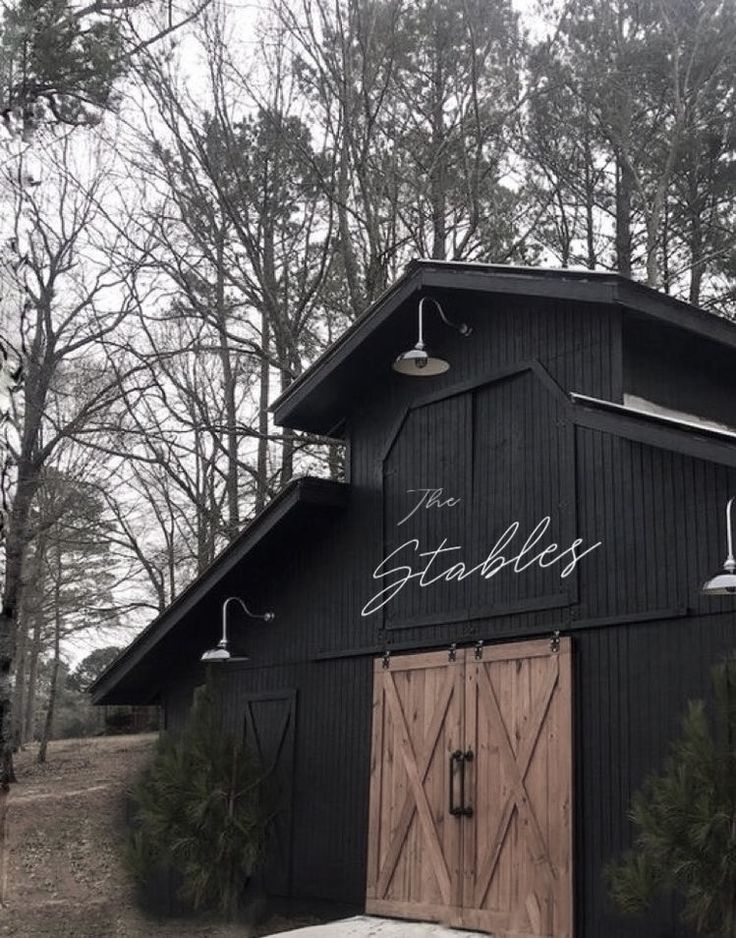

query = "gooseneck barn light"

[
  {"left": 200, "top": 596, "right": 275, "bottom": 662},
  {"left": 702, "top": 497, "right": 736, "bottom": 595},
  {"left": 392, "top": 296, "right": 472, "bottom": 376}
]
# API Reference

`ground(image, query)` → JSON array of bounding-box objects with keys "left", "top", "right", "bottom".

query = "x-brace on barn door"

[{"left": 365, "top": 639, "right": 573, "bottom": 938}]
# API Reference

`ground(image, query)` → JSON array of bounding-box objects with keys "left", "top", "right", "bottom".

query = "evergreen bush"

[
  {"left": 608, "top": 652, "right": 736, "bottom": 937},
  {"left": 126, "top": 678, "right": 268, "bottom": 920}
]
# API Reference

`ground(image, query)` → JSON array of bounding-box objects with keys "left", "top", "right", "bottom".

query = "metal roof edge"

[{"left": 571, "top": 393, "right": 736, "bottom": 468}]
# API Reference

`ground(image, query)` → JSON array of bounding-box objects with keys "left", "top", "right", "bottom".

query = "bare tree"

[
  {"left": 132, "top": 15, "right": 338, "bottom": 493},
  {"left": 533, "top": 0, "right": 736, "bottom": 288},
  {"left": 0, "top": 135, "right": 150, "bottom": 783}
]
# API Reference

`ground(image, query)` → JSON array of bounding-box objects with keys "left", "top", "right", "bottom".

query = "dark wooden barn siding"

[
  {"left": 441, "top": 291, "right": 623, "bottom": 403},
  {"left": 211, "top": 658, "right": 373, "bottom": 904},
  {"left": 624, "top": 316, "right": 736, "bottom": 427},
  {"left": 575, "top": 428, "right": 736, "bottom": 622},
  {"left": 353, "top": 294, "right": 622, "bottom": 491},
  {"left": 243, "top": 690, "right": 297, "bottom": 895}
]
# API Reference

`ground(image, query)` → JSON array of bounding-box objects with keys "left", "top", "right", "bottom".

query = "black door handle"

[
  {"left": 449, "top": 749, "right": 474, "bottom": 818},
  {"left": 449, "top": 749, "right": 463, "bottom": 816},
  {"left": 461, "top": 749, "right": 474, "bottom": 818}
]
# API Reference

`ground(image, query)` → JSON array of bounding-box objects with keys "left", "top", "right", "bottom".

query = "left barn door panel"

[{"left": 366, "top": 650, "right": 464, "bottom": 923}]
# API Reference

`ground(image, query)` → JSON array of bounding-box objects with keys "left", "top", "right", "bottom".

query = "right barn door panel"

[{"left": 462, "top": 638, "right": 573, "bottom": 938}]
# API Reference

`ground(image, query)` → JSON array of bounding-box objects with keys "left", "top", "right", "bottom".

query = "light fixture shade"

[
  {"left": 200, "top": 642, "right": 232, "bottom": 661},
  {"left": 702, "top": 571, "right": 736, "bottom": 595},
  {"left": 392, "top": 345, "right": 450, "bottom": 376}
]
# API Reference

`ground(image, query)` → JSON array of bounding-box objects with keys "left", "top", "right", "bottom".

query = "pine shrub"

[
  {"left": 608, "top": 652, "right": 736, "bottom": 937},
  {"left": 126, "top": 678, "right": 268, "bottom": 920}
]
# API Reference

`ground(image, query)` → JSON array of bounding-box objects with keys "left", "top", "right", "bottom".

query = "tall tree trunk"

[
  {"left": 194, "top": 425, "right": 210, "bottom": 573},
  {"left": 279, "top": 364, "right": 294, "bottom": 487},
  {"left": 23, "top": 602, "right": 42, "bottom": 744},
  {"left": 583, "top": 123, "right": 597, "bottom": 269},
  {"left": 1, "top": 325, "right": 50, "bottom": 785},
  {"left": 337, "top": 135, "right": 364, "bottom": 317},
  {"left": 430, "top": 32, "right": 447, "bottom": 261},
  {"left": 10, "top": 607, "right": 29, "bottom": 751},
  {"left": 555, "top": 189, "right": 571, "bottom": 267},
  {"left": 1, "top": 463, "right": 40, "bottom": 784},
  {"left": 215, "top": 227, "right": 239, "bottom": 540},
  {"left": 256, "top": 316, "right": 270, "bottom": 513},
  {"left": 645, "top": 180, "right": 669, "bottom": 288},
  {"left": 37, "top": 567, "right": 61, "bottom": 765},
  {"left": 11, "top": 634, "right": 26, "bottom": 752},
  {"left": 615, "top": 151, "right": 633, "bottom": 278},
  {"left": 36, "top": 652, "right": 58, "bottom": 764},
  {"left": 167, "top": 516, "right": 176, "bottom": 602},
  {"left": 10, "top": 545, "right": 34, "bottom": 750},
  {"left": 261, "top": 201, "right": 296, "bottom": 490},
  {"left": 661, "top": 196, "right": 670, "bottom": 294},
  {"left": 689, "top": 210, "right": 704, "bottom": 306}
]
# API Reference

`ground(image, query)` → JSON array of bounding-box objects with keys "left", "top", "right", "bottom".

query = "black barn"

[{"left": 92, "top": 260, "right": 736, "bottom": 938}]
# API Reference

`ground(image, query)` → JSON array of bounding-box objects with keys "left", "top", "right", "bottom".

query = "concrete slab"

[{"left": 269, "top": 916, "right": 481, "bottom": 937}]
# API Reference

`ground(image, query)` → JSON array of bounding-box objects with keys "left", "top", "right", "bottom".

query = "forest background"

[{"left": 0, "top": 0, "right": 734, "bottom": 780}]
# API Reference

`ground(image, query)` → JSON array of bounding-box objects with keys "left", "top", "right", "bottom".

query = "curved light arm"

[
  {"left": 726, "top": 497, "right": 735, "bottom": 571},
  {"left": 220, "top": 596, "right": 275, "bottom": 646},
  {"left": 417, "top": 297, "right": 472, "bottom": 347}
]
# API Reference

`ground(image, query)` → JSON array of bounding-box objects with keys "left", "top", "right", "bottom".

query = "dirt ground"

[{"left": 0, "top": 735, "right": 321, "bottom": 938}]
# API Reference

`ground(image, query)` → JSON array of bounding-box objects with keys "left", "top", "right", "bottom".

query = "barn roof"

[
  {"left": 89, "top": 476, "right": 348, "bottom": 705},
  {"left": 272, "top": 259, "right": 736, "bottom": 437}
]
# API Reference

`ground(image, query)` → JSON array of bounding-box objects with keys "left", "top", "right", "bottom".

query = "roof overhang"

[
  {"left": 571, "top": 393, "right": 736, "bottom": 468},
  {"left": 272, "top": 260, "right": 736, "bottom": 437},
  {"left": 90, "top": 477, "right": 348, "bottom": 705}
]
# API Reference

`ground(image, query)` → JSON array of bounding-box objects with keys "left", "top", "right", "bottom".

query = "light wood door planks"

[{"left": 365, "top": 639, "right": 573, "bottom": 938}]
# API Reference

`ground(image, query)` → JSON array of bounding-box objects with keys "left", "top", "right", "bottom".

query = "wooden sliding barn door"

[
  {"left": 462, "top": 638, "right": 573, "bottom": 937},
  {"left": 366, "top": 649, "right": 465, "bottom": 922},
  {"left": 366, "top": 639, "right": 573, "bottom": 938}
]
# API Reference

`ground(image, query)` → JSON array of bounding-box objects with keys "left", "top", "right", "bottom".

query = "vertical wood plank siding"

[
  {"left": 205, "top": 657, "right": 373, "bottom": 903},
  {"left": 159, "top": 291, "right": 736, "bottom": 938}
]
